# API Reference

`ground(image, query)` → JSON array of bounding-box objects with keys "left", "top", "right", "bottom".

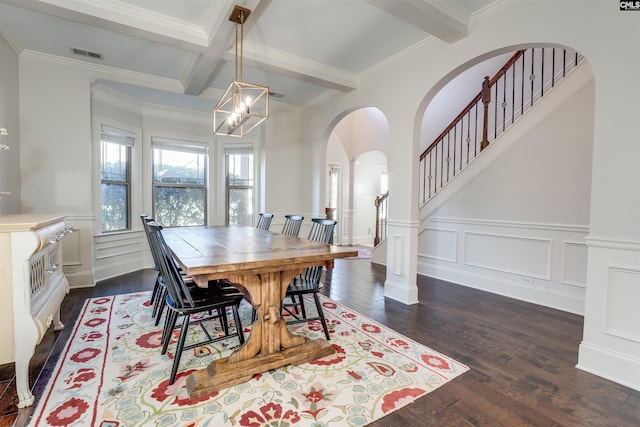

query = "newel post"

[
  {"left": 481, "top": 76, "right": 491, "bottom": 150},
  {"left": 374, "top": 195, "right": 381, "bottom": 246}
]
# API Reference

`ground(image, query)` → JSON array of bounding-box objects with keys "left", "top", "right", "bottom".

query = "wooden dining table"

[{"left": 161, "top": 225, "right": 358, "bottom": 398}]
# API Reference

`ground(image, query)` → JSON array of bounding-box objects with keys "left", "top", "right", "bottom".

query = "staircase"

[
  {"left": 372, "top": 47, "right": 586, "bottom": 264},
  {"left": 419, "top": 48, "right": 584, "bottom": 206}
]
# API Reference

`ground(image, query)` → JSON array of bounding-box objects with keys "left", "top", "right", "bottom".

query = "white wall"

[
  {"left": 0, "top": 32, "right": 21, "bottom": 214},
  {"left": 260, "top": 102, "right": 305, "bottom": 231},
  {"left": 18, "top": 54, "right": 95, "bottom": 287}
]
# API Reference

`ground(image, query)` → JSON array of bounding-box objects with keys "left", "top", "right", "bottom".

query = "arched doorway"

[
  {"left": 417, "top": 46, "right": 593, "bottom": 316},
  {"left": 325, "top": 107, "right": 389, "bottom": 246}
]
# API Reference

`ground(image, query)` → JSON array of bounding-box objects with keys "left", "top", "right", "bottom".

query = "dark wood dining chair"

[
  {"left": 140, "top": 214, "right": 168, "bottom": 324},
  {"left": 281, "top": 214, "right": 304, "bottom": 237},
  {"left": 143, "top": 215, "right": 240, "bottom": 326},
  {"left": 148, "top": 223, "right": 245, "bottom": 385},
  {"left": 256, "top": 212, "right": 273, "bottom": 230},
  {"left": 282, "top": 218, "right": 337, "bottom": 340}
]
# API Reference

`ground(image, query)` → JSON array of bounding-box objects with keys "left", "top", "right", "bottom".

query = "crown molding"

[
  {"left": 0, "top": 16, "right": 22, "bottom": 54},
  {"left": 142, "top": 103, "right": 211, "bottom": 125},
  {"left": 21, "top": 50, "right": 184, "bottom": 94},
  {"left": 304, "top": 88, "right": 342, "bottom": 109},
  {"left": 14, "top": 0, "right": 208, "bottom": 49},
  {"left": 470, "top": 0, "right": 518, "bottom": 25},
  {"left": 91, "top": 81, "right": 143, "bottom": 112},
  {"left": 360, "top": 35, "right": 440, "bottom": 81}
]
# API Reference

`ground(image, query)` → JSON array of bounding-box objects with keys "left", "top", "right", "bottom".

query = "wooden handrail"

[
  {"left": 420, "top": 92, "right": 482, "bottom": 161},
  {"left": 420, "top": 50, "right": 525, "bottom": 161},
  {"left": 488, "top": 50, "right": 527, "bottom": 85},
  {"left": 418, "top": 48, "right": 582, "bottom": 205}
]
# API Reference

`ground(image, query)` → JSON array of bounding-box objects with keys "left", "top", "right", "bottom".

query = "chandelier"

[{"left": 214, "top": 5, "right": 269, "bottom": 137}]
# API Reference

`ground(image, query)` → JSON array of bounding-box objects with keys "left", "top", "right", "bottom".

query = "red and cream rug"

[{"left": 29, "top": 292, "right": 468, "bottom": 426}]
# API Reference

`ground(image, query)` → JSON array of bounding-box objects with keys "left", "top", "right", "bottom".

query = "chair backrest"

[
  {"left": 141, "top": 215, "right": 162, "bottom": 268},
  {"left": 140, "top": 214, "right": 151, "bottom": 238},
  {"left": 307, "top": 218, "right": 336, "bottom": 244},
  {"left": 281, "top": 215, "right": 304, "bottom": 237},
  {"left": 300, "top": 218, "right": 337, "bottom": 283},
  {"left": 147, "top": 223, "right": 194, "bottom": 309},
  {"left": 256, "top": 212, "right": 273, "bottom": 230}
]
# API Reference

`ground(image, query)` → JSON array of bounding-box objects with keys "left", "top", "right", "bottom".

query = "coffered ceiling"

[{"left": 0, "top": 0, "right": 502, "bottom": 110}]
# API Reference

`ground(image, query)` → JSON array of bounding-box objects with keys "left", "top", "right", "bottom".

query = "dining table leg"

[{"left": 185, "top": 268, "right": 336, "bottom": 398}]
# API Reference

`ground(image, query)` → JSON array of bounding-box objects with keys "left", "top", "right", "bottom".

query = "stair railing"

[
  {"left": 419, "top": 47, "right": 583, "bottom": 205},
  {"left": 374, "top": 191, "right": 389, "bottom": 246}
]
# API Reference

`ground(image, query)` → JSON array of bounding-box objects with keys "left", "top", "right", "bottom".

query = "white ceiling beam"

[
  {"left": 182, "top": 0, "right": 264, "bottom": 96},
  {"left": 366, "top": 0, "right": 469, "bottom": 43},
  {"left": 181, "top": 29, "right": 234, "bottom": 96},
  {"left": 182, "top": 0, "right": 356, "bottom": 96},
  {"left": 232, "top": 42, "right": 358, "bottom": 92}
]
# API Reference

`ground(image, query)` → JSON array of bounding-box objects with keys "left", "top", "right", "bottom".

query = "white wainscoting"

[
  {"left": 418, "top": 217, "right": 589, "bottom": 314},
  {"left": 563, "top": 241, "right": 588, "bottom": 288},
  {"left": 62, "top": 215, "right": 95, "bottom": 288},
  {"left": 578, "top": 237, "right": 640, "bottom": 392},
  {"left": 605, "top": 265, "right": 640, "bottom": 343},
  {"left": 463, "top": 231, "right": 551, "bottom": 279},
  {"left": 420, "top": 227, "right": 457, "bottom": 262},
  {"left": 93, "top": 230, "right": 148, "bottom": 282}
]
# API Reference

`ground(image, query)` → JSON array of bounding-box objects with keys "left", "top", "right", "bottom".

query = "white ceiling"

[{"left": 0, "top": 0, "right": 501, "bottom": 111}]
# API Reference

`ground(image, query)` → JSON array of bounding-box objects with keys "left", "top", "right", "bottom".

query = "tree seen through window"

[{"left": 153, "top": 143, "right": 207, "bottom": 227}]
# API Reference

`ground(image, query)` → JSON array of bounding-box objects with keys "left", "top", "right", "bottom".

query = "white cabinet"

[{"left": 0, "top": 215, "right": 73, "bottom": 408}]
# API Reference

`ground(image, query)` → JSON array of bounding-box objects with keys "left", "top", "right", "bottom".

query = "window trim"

[
  {"left": 99, "top": 124, "right": 136, "bottom": 233},
  {"left": 221, "top": 143, "right": 260, "bottom": 226},
  {"left": 151, "top": 137, "right": 209, "bottom": 227}
]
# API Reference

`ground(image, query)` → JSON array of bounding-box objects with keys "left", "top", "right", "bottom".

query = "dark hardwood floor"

[{"left": 2, "top": 259, "right": 639, "bottom": 426}]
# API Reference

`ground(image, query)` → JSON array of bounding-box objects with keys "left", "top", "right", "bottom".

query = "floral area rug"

[{"left": 29, "top": 291, "right": 468, "bottom": 426}]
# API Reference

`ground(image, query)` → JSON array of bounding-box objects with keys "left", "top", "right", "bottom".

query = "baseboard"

[
  {"left": 65, "top": 271, "right": 95, "bottom": 289},
  {"left": 418, "top": 260, "right": 585, "bottom": 315},
  {"left": 94, "top": 259, "right": 146, "bottom": 283},
  {"left": 577, "top": 341, "right": 640, "bottom": 392},
  {"left": 383, "top": 278, "right": 419, "bottom": 305}
]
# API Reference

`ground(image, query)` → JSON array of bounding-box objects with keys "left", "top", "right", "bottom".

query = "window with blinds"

[{"left": 101, "top": 126, "right": 134, "bottom": 232}]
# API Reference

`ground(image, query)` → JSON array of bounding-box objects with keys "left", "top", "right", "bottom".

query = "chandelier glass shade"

[{"left": 214, "top": 6, "right": 269, "bottom": 137}]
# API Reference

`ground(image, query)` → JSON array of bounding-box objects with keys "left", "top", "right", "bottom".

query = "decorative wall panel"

[
  {"left": 605, "top": 266, "right": 640, "bottom": 343},
  {"left": 563, "top": 241, "right": 587, "bottom": 287},
  {"left": 464, "top": 232, "right": 551, "bottom": 278},
  {"left": 419, "top": 227, "right": 457, "bottom": 262}
]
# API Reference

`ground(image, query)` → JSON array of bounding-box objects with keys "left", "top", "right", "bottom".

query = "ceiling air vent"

[
  {"left": 71, "top": 47, "right": 103, "bottom": 60},
  {"left": 269, "top": 91, "right": 285, "bottom": 99}
]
